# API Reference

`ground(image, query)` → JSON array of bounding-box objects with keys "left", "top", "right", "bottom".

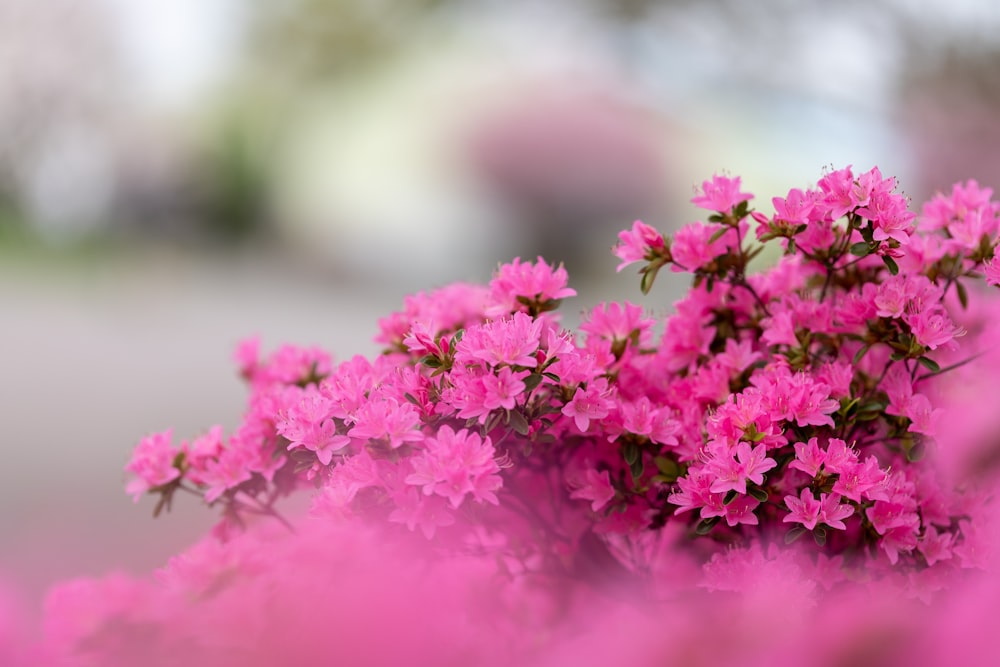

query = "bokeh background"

[{"left": 4, "top": 0, "right": 1000, "bottom": 614}]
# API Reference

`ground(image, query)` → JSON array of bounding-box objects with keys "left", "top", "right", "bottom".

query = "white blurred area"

[{"left": 4, "top": 0, "right": 1000, "bottom": 602}]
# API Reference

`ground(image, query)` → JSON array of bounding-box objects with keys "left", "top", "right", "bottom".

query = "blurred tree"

[{"left": 0, "top": 0, "right": 124, "bottom": 238}]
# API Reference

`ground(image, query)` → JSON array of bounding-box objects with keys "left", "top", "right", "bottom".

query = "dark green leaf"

[
  {"left": 849, "top": 242, "right": 870, "bottom": 257},
  {"left": 403, "top": 393, "right": 421, "bottom": 406},
  {"left": 882, "top": 255, "right": 899, "bottom": 275},
  {"left": 749, "top": 486, "right": 769, "bottom": 503},
  {"left": 839, "top": 396, "right": 861, "bottom": 417},
  {"left": 709, "top": 226, "right": 729, "bottom": 244},
  {"left": 523, "top": 373, "right": 544, "bottom": 392},
  {"left": 640, "top": 265, "right": 659, "bottom": 295},
  {"left": 507, "top": 409, "right": 530, "bottom": 436},
  {"left": 418, "top": 355, "right": 441, "bottom": 368},
  {"left": 956, "top": 280, "right": 969, "bottom": 310},
  {"left": 723, "top": 489, "right": 739, "bottom": 505},
  {"left": 917, "top": 356, "right": 941, "bottom": 373},
  {"left": 784, "top": 525, "right": 807, "bottom": 544},
  {"left": 483, "top": 411, "right": 502, "bottom": 434},
  {"left": 905, "top": 437, "right": 926, "bottom": 462},
  {"left": 695, "top": 517, "right": 720, "bottom": 535},
  {"left": 856, "top": 401, "right": 886, "bottom": 421},
  {"left": 852, "top": 345, "right": 870, "bottom": 366},
  {"left": 629, "top": 457, "right": 644, "bottom": 481},
  {"left": 812, "top": 526, "right": 827, "bottom": 546},
  {"left": 152, "top": 494, "right": 166, "bottom": 518},
  {"left": 653, "top": 456, "right": 680, "bottom": 479},
  {"left": 622, "top": 441, "right": 640, "bottom": 466}
]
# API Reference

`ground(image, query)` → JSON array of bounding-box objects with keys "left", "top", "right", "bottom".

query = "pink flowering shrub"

[{"left": 33, "top": 168, "right": 1000, "bottom": 664}]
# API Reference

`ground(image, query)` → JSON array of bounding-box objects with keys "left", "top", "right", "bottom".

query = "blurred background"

[{"left": 4, "top": 0, "right": 1000, "bottom": 612}]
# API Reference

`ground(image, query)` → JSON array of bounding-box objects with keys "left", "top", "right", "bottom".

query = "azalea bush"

[{"left": 16, "top": 166, "right": 1000, "bottom": 665}]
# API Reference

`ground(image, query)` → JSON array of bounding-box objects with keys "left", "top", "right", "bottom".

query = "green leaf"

[
  {"left": 622, "top": 441, "right": 640, "bottom": 466},
  {"left": 507, "top": 409, "right": 530, "bottom": 436},
  {"left": 418, "top": 355, "right": 442, "bottom": 368},
  {"left": 784, "top": 525, "right": 807, "bottom": 544},
  {"left": 749, "top": 486, "right": 769, "bottom": 503},
  {"left": 852, "top": 345, "right": 870, "bottom": 366},
  {"left": 523, "top": 373, "right": 544, "bottom": 392},
  {"left": 839, "top": 396, "right": 861, "bottom": 417},
  {"left": 849, "top": 242, "right": 871, "bottom": 257},
  {"left": 403, "top": 393, "right": 421, "bottom": 406},
  {"left": 917, "top": 356, "right": 941, "bottom": 373},
  {"left": 882, "top": 255, "right": 899, "bottom": 276},
  {"left": 653, "top": 456, "right": 680, "bottom": 480},
  {"left": 956, "top": 280, "right": 969, "bottom": 310},
  {"left": 483, "top": 411, "right": 502, "bottom": 433},
  {"left": 856, "top": 401, "right": 886, "bottom": 421},
  {"left": 152, "top": 494, "right": 167, "bottom": 518},
  {"left": 695, "top": 517, "right": 720, "bottom": 535},
  {"left": 709, "top": 226, "right": 729, "bottom": 244},
  {"left": 629, "top": 457, "right": 644, "bottom": 481},
  {"left": 723, "top": 489, "right": 739, "bottom": 505},
  {"left": 812, "top": 526, "right": 828, "bottom": 547},
  {"left": 905, "top": 436, "right": 926, "bottom": 462},
  {"left": 640, "top": 264, "right": 661, "bottom": 295}
]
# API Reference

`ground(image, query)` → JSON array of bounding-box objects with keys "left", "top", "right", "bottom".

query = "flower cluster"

[
  {"left": 47, "top": 166, "right": 1000, "bottom": 664},
  {"left": 120, "top": 169, "right": 1000, "bottom": 582}
]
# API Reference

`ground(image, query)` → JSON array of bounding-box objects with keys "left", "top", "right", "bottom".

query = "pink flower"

[
  {"left": 488, "top": 257, "right": 576, "bottom": 315},
  {"left": 816, "top": 165, "right": 856, "bottom": 218},
  {"left": 200, "top": 443, "right": 254, "bottom": 503},
  {"left": 905, "top": 306, "right": 964, "bottom": 350},
  {"left": 613, "top": 219, "right": 666, "bottom": 272},
  {"left": 904, "top": 393, "right": 942, "bottom": 437},
  {"left": 233, "top": 336, "right": 260, "bottom": 379},
  {"left": 822, "top": 438, "right": 858, "bottom": 475},
  {"left": 985, "top": 250, "right": 1000, "bottom": 286},
  {"left": 668, "top": 467, "right": 715, "bottom": 516},
  {"left": 388, "top": 489, "right": 456, "bottom": 539},
  {"left": 788, "top": 437, "right": 825, "bottom": 477},
  {"left": 771, "top": 188, "right": 815, "bottom": 226},
  {"left": 691, "top": 174, "right": 753, "bottom": 213},
  {"left": 615, "top": 397, "right": 680, "bottom": 446},
  {"left": 480, "top": 366, "right": 529, "bottom": 411},
  {"left": 707, "top": 442, "right": 777, "bottom": 495},
  {"left": 783, "top": 488, "right": 822, "bottom": 531},
  {"left": 817, "top": 493, "right": 854, "bottom": 530},
  {"left": 456, "top": 312, "right": 543, "bottom": 368},
  {"left": 562, "top": 378, "right": 614, "bottom": 432},
  {"left": 715, "top": 337, "right": 762, "bottom": 373},
  {"left": 348, "top": 398, "right": 424, "bottom": 449},
  {"left": 125, "top": 430, "right": 181, "bottom": 502},
  {"left": 832, "top": 455, "right": 886, "bottom": 503},
  {"left": 579, "top": 301, "right": 655, "bottom": 350},
  {"left": 670, "top": 221, "right": 728, "bottom": 272},
  {"left": 700, "top": 493, "right": 761, "bottom": 527},
  {"left": 404, "top": 426, "right": 502, "bottom": 508},
  {"left": 569, "top": 468, "right": 616, "bottom": 512},
  {"left": 918, "top": 526, "right": 954, "bottom": 567}
]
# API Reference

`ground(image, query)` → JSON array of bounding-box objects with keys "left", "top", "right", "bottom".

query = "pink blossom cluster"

[
  {"left": 35, "top": 167, "right": 1000, "bottom": 663},
  {"left": 121, "top": 168, "right": 1000, "bottom": 576}
]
